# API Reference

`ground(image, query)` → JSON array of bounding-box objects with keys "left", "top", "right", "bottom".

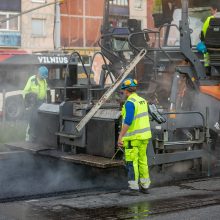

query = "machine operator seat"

[
  {"left": 128, "top": 19, "right": 149, "bottom": 54},
  {"left": 204, "top": 17, "right": 220, "bottom": 75}
]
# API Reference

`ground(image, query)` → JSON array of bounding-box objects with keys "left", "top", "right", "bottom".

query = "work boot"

[
  {"left": 120, "top": 188, "right": 139, "bottom": 196},
  {"left": 139, "top": 186, "right": 149, "bottom": 194}
]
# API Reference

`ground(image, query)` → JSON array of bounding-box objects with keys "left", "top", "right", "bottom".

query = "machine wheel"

[{"left": 5, "top": 95, "right": 25, "bottom": 120}]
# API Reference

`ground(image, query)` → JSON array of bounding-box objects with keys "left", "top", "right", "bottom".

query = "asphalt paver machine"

[
  {"left": 98, "top": 0, "right": 220, "bottom": 177},
  {"left": 7, "top": 0, "right": 220, "bottom": 182}
]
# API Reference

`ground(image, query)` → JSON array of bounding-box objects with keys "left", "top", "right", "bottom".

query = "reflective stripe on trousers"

[
  {"left": 140, "top": 178, "right": 151, "bottom": 189},
  {"left": 128, "top": 180, "right": 139, "bottom": 190},
  {"left": 204, "top": 52, "right": 210, "bottom": 67}
]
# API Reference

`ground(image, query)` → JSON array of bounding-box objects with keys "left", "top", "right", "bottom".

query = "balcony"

[
  {"left": 0, "top": 31, "right": 21, "bottom": 47},
  {"left": 109, "top": 5, "right": 129, "bottom": 17}
]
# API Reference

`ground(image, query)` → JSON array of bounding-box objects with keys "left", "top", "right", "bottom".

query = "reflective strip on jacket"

[
  {"left": 122, "top": 93, "right": 152, "bottom": 141},
  {"left": 23, "top": 75, "right": 47, "bottom": 100}
]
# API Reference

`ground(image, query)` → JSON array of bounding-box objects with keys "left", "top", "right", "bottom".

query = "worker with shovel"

[{"left": 118, "top": 78, "right": 152, "bottom": 196}]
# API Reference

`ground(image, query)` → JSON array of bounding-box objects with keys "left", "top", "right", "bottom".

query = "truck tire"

[{"left": 5, "top": 95, "right": 25, "bottom": 120}]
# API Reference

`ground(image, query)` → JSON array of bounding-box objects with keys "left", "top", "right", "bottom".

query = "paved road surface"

[{"left": 0, "top": 177, "right": 220, "bottom": 219}]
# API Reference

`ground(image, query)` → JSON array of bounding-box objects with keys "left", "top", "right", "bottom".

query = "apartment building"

[
  {"left": 129, "top": 0, "right": 147, "bottom": 28},
  {"left": 60, "top": 0, "right": 104, "bottom": 52},
  {"left": 21, "top": 0, "right": 55, "bottom": 52},
  {"left": 0, "top": 0, "right": 151, "bottom": 52},
  {"left": 109, "top": 0, "right": 129, "bottom": 27},
  {"left": 0, "top": 0, "right": 21, "bottom": 48},
  {"left": 0, "top": 0, "right": 55, "bottom": 51},
  {"left": 60, "top": 0, "right": 133, "bottom": 53}
]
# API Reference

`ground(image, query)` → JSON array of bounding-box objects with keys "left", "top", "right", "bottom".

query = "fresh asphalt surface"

[{"left": 0, "top": 177, "right": 220, "bottom": 219}]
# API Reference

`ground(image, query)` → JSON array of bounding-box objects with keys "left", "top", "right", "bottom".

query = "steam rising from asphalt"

[
  {"left": 0, "top": 151, "right": 126, "bottom": 199},
  {"left": 0, "top": 64, "right": 126, "bottom": 198},
  {"left": 0, "top": 66, "right": 37, "bottom": 91}
]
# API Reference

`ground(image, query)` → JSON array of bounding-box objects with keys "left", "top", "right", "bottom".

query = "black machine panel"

[{"left": 87, "top": 118, "right": 118, "bottom": 158}]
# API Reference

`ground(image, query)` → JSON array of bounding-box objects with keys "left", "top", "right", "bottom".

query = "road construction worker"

[
  {"left": 118, "top": 78, "right": 152, "bottom": 196},
  {"left": 201, "top": 3, "right": 220, "bottom": 74},
  {"left": 23, "top": 66, "right": 48, "bottom": 142}
]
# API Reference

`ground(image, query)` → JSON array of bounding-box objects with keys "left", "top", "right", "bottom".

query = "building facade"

[
  {"left": 0, "top": 0, "right": 21, "bottom": 48},
  {"left": 21, "top": 0, "right": 55, "bottom": 52},
  {"left": 60, "top": 0, "right": 143, "bottom": 54},
  {"left": 109, "top": 0, "right": 129, "bottom": 27},
  {"left": 0, "top": 0, "right": 55, "bottom": 52},
  {"left": 129, "top": 0, "right": 147, "bottom": 28},
  {"left": 60, "top": 0, "right": 104, "bottom": 54},
  {"left": 0, "top": 0, "right": 151, "bottom": 52}
]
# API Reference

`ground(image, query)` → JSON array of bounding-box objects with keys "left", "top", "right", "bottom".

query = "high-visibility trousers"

[
  {"left": 124, "top": 139, "right": 151, "bottom": 190},
  {"left": 204, "top": 52, "right": 210, "bottom": 67}
]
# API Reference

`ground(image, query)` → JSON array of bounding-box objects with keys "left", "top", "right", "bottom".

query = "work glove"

[{"left": 196, "top": 41, "right": 207, "bottom": 54}]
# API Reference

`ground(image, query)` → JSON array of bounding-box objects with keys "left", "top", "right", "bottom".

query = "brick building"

[
  {"left": 0, "top": 0, "right": 155, "bottom": 52},
  {"left": 60, "top": 0, "right": 158, "bottom": 53},
  {"left": 60, "top": 0, "right": 143, "bottom": 54},
  {"left": 147, "top": 0, "right": 155, "bottom": 29},
  {"left": 60, "top": 0, "right": 104, "bottom": 52},
  {"left": 0, "top": 0, "right": 55, "bottom": 52}
]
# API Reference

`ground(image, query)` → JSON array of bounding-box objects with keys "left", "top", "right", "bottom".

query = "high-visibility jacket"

[
  {"left": 23, "top": 75, "right": 47, "bottom": 100},
  {"left": 202, "top": 15, "right": 215, "bottom": 38},
  {"left": 122, "top": 93, "right": 152, "bottom": 141}
]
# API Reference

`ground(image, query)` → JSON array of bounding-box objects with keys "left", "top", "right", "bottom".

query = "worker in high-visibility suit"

[
  {"left": 118, "top": 78, "right": 152, "bottom": 196},
  {"left": 23, "top": 66, "right": 48, "bottom": 142},
  {"left": 201, "top": 3, "right": 220, "bottom": 74}
]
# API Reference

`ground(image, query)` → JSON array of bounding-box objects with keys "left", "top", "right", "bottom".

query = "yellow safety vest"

[
  {"left": 202, "top": 15, "right": 215, "bottom": 67},
  {"left": 122, "top": 93, "right": 152, "bottom": 141},
  {"left": 23, "top": 75, "right": 47, "bottom": 100},
  {"left": 202, "top": 15, "right": 215, "bottom": 38}
]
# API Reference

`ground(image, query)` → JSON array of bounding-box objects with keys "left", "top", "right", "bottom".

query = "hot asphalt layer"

[{"left": 1, "top": 177, "right": 220, "bottom": 219}]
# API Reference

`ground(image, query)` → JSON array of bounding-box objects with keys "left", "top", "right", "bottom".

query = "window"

[
  {"left": 0, "top": 14, "right": 7, "bottom": 30},
  {"left": 111, "top": 0, "right": 128, "bottom": 6},
  {"left": 0, "top": 12, "right": 19, "bottom": 31},
  {"left": 9, "top": 15, "right": 19, "bottom": 30},
  {"left": 31, "top": 0, "right": 46, "bottom": 3},
  {"left": 31, "top": 19, "right": 45, "bottom": 37},
  {"left": 134, "top": 0, "right": 143, "bottom": 9}
]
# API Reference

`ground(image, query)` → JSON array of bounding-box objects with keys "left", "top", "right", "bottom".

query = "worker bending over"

[
  {"left": 23, "top": 66, "right": 48, "bottom": 142},
  {"left": 118, "top": 78, "right": 152, "bottom": 196}
]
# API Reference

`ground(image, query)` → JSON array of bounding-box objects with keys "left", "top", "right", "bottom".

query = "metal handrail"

[
  {"left": 65, "top": 51, "right": 89, "bottom": 101},
  {"left": 161, "top": 111, "right": 206, "bottom": 132}
]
